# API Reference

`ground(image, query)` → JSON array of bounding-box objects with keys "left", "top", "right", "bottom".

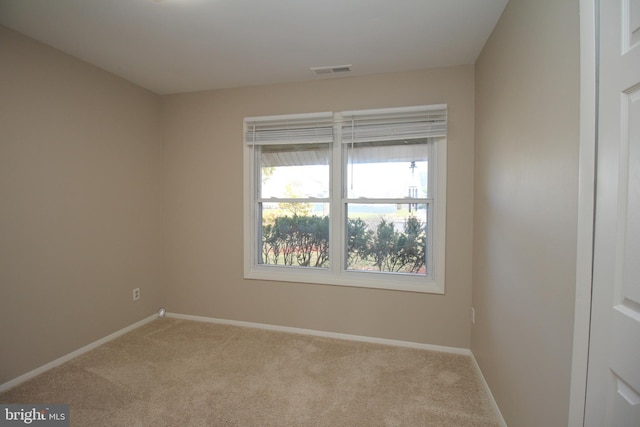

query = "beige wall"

[
  {"left": 0, "top": 27, "right": 163, "bottom": 384},
  {"left": 0, "top": 24, "right": 475, "bottom": 386},
  {"left": 162, "top": 66, "right": 475, "bottom": 348},
  {"left": 472, "top": 0, "right": 580, "bottom": 426}
]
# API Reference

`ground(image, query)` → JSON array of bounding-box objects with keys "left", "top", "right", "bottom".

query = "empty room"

[{"left": 2, "top": 0, "right": 638, "bottom": 426}]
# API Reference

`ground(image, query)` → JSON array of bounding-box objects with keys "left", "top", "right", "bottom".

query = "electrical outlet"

[
  {"left": 133, "top": 288, "right": 140, "bottom": 301},
  {"left": 471, "top": 307, "right": 475, "bottom": 325}
]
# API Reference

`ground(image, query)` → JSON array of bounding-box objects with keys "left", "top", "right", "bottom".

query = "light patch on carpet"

[{"left": 0, "top": 318, "right": 499, "bottom": 426}]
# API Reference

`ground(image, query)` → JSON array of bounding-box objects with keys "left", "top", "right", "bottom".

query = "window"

[{"left": 243, "top": 105, "right": 447, "bottom": 293}]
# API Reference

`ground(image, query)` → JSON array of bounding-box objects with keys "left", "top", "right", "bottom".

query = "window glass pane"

[
  {"left": 260, "top": 202, "right": 330, "bottom": 268},
  {"left": 346, "top": 203, "right": 428, "bottom": 275},
  {"left": 346, "top": 140, "right": 429, "bottom": 199},
  {"left": 260, "top": 143, "right": 329, "bottom": 198}
]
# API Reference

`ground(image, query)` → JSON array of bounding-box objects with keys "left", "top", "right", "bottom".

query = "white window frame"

[{"left": 243, "top": 105, "right": 446, "bottom": 294}]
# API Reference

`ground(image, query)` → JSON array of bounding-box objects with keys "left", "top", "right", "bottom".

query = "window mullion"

[
  {"left": 331, "top": 115, "right": 343, "bottom": 275},
  {"left": 253, "top": 145, "right": 262, "bottom": 268},
  {"left": 344, "top": 198, "right": 431, "bottom": 204}
]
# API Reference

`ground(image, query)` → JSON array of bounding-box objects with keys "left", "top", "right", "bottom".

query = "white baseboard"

[
  {"left": 0, "top": 314, "right": 157, "bottom": 393},
  {"left": 470, "top": 351, "right": 508, "bottom": 427},
  {"left": 166, "top": 312, "right": 472, "bottom": 355}
]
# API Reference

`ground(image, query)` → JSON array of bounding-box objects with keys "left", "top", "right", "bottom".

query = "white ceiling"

[{"left": 0, "top": 0, "right": 508, "bottom": 95}]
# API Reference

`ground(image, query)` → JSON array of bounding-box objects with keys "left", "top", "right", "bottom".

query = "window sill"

[{"left": 244, "top": 266, "right": 444, "bottom": 294}]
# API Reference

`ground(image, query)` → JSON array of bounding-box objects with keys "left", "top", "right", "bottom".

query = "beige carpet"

[{"left": 1, "top": 318, "right": 499, "bottom": 426}]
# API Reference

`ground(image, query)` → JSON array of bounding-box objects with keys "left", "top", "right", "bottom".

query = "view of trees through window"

[
  {"left": 260, "top": 206, "right": 427, "bottom": 273},
  {"left": 259, "top": 159, "right": 429, "bottom": 274}
]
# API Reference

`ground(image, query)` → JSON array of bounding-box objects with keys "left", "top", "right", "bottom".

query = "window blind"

[
  {"left": 244, "top": 112, "right": 334, "bottom": 145},
  {"left": 341, "top": 105, "right": 447, "bottom": 143}
]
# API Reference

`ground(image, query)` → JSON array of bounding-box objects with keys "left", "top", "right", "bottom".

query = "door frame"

[{"left": 569, "top": 0, "right": 597, "bottom": 425}]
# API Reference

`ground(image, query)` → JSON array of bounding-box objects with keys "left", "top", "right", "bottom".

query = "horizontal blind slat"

[
  {"left": 341, "top": 106, "right": 447, "bottom": 143},
  {"left": 245, "top": 113, "right": 334, "bottom": 145}
]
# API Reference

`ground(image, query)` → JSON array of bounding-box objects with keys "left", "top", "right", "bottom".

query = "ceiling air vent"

[{"left": 311, "top": 65, "right": 352, "bottom": 75}]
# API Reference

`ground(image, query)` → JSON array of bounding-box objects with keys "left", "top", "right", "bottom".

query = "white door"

[{"left": 585, "top": 0, "right": 640, "bottom": 426}]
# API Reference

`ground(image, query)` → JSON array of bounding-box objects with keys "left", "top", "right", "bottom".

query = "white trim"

[
  {"left": 243, "top": 106, "right": 447, "bottom": 294},
  {"left": 244, "top": 111, "right": 333, "bottom": 124},
  {"left": 340, "top": 104, "right": 447, "bottom": 117},
  {"left": 0, "top": 314, "right": 157, "bottom": 393},
  {"left": 433, "top": 134, "right": 447, "bottom": 291},
  {"left": 165, "top": 312, "right": 470, "bottom": 355},
  {"left": 470, "top": 352, "right": 508, "bottom": 427},
  {"left": 569, "top": 0, "right": 597, "bottom": 425},
  {"left": 244, "top": 267, "right": 444, "bottom": 294}
]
